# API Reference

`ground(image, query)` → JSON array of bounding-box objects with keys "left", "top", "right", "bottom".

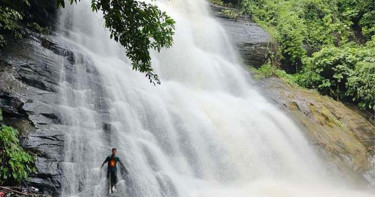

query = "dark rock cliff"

[
  {"left": 0, "top": 1, "right": 63, "bottom": 195},
  {"left": 0, "top": 31, "right": 74, "bottom": 195},
  {"left": 210, "top": 4, "right": 273, "bottom": 68},
  {"left": 1, "top": 25, "right": 108, "bottom": 195}
]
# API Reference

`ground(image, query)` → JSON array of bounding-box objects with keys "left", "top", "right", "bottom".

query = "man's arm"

[{"left": 100, "top": 157, "right": 108, "bottom": 169}]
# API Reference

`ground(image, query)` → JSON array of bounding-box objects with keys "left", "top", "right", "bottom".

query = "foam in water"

[{"left": 54, "top": 0, "right": 374, "bottom": 196}]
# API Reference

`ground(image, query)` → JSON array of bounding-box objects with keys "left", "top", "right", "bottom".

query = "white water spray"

[{"left": 54, "top": 0, "right": 374, "bottom": 196}]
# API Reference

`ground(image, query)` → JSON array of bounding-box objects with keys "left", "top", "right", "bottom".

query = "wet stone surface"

[
  {"left": 210, "top": 4, "right": 273, "bottom": 68},
  {"left": 0, "top": 32, "right": 81, "bottom": 196}
]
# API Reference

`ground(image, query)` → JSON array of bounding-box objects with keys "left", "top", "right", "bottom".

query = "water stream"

[{"left": 54, "top": 0, "right": 374, "bottom": 196}]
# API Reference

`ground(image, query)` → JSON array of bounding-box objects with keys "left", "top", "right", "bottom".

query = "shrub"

[
  {"left": 0, "top": 124, "right": 36, "bottom": 185},
  {"left": 240, "top": 0, "right": 374, "bottom": 67},
  {"left": 346, "top": 61, "right": 375, "bottom": 109},
  {"left": 208, "top": 0, "right": 225, "bottom": 6},
  {"left": 250, "top": 63, "right": 298, "bottom": 85},
  {"left": 222, "top": 9, "right": 240, "bottom": 20},
  {"left": 297, "top": 39, "right": 375, "bottom": 109},
  {"left": 0, "top": 5, "right": 25, "bottom": 47}
]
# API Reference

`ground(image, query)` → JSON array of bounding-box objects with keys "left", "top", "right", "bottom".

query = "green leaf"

[{"left": 0, "top": 125, "right": 36, "bottom": 184}]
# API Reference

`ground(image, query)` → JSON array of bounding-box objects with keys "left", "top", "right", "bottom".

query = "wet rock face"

[
  {"left": 257, "top": 77, "right": 375, "bottom": 184},
  {"left": 210, "top": 4, "right": 273, "bottom": 68},
  {"left": 0, "top": 32, "right": 79, "bottom": 195}
]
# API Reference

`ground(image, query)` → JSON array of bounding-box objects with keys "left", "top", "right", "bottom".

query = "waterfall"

[{"left": 53, "top": 0, "right": 373, "bottom": 196}]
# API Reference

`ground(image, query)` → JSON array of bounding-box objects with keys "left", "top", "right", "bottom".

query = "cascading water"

[{"left": 53, "top": 0, "right": 374, "bottom": 196}]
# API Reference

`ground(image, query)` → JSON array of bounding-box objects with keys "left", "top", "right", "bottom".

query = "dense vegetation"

[
  {"left": 1, "top": 0, "right": 175, "bottom": 84},
  {"left": 298, "top": 41, "right": 374, "bottom": 109},
  {"left": 0, "top": 0, "right": 46, "bottom": 48},
  {"left": 0, "top": 108, "right": 36, "bottom": 185},
  {"left": 215, "top": 0, "right": 375, "bottom": 110}
]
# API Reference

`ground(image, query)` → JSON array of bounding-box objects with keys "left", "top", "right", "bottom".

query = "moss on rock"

[{"left": 259, "top": 77, "right": 375, "bottom": 184}]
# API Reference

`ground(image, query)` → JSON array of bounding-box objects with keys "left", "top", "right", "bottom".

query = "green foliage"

[
  {"left": 58, "top": 0, "right": 175, "bottom": 84},
  {"left": 209, "top": 0, "right": 242, "bottom": 19},
  {"left": 240, "top": 0, "right": 374, "bottom": 69},
  {"left": 208, "top": 0, "right": 237, "bottom": 8},
  {"left": 249, "top": 64, "right": 297, "bottom": 85},
  {"left": 0, "top": 124, "right": 36, "bottom": 185},
  {"left": 208, "top": 0, "right": 225, "bottom": 6},
  {"left": 0, "top": 4, "right": 25, "bottom": 47},
  {"left": 0, "top": 0, "right": 50, "bottom": 48},
  {"left": 240, "top": 0, "right": 374, "bottom": 110},
  {"left": 222, "top": 9, "right": 240, "bottom": 20},
  {"left": 249, "top": 64, "right": 276, "bottom": 78},
  {"left": 27, "top": 22, "right": 49, "bottom": 35},
  {"left": 346, "top": 61, "right": 375, "bottom": 109},
  {"left": 297, "top": 39, "right": 375, "bottom": 109},
  {"left": 338, "top": 0, "right": 375, "bottom": 41}
]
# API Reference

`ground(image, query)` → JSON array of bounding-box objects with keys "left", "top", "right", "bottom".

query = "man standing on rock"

[{"left": 101, "top": 148, "right": 128, "bottom": 194}]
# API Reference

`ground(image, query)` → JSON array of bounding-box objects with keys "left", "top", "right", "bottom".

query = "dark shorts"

[{"left": 107, "top": 170, "right": 118, "bottom": 186}]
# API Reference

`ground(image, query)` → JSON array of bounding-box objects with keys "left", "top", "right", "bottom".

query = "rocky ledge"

[
  {"left": 209, "top": 4, "right": 273, "bottom": 68},
  {"left": 258, "top": 77, "right": 375, "bottom": 184}
]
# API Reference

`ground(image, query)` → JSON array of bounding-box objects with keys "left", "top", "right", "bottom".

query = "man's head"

[{"left": 112, "top": 148, "right": 117, "bottom": 155}]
